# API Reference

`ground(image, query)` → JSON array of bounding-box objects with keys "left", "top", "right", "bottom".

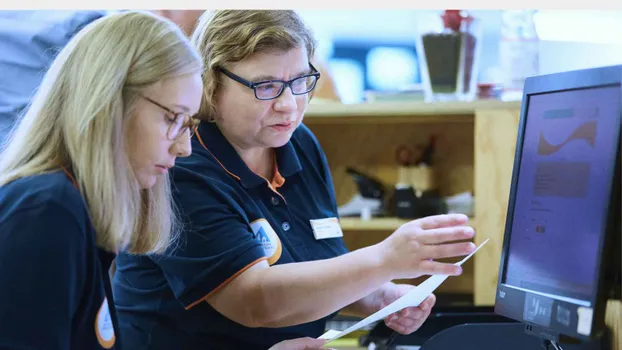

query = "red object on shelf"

[
  {"left": 441, "top": 10, "right": 462, "bottom": 31},
  {"left": 441, "top": 9, "right": 475, "bottom": 32}
]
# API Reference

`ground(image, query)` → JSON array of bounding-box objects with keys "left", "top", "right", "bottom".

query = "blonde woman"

[
  {"left": 0, "top": 10, "right": 331, "bottom": 350},
  {"left": 0, "top": 10, "right": 202, "bottom": 350},
  {"left": 114, "top": 10, "right": 475, "bottom": 350}
]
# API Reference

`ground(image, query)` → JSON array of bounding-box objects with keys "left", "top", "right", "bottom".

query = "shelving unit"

[
  {"left": 338, "top": 216, "right": 476, "bottom": 231},
  {"left": 306, "top": 100, "right": 520, "bottom": 118},
  {"left": 303, "top": 99, "right": 520, "bottom": 299}
]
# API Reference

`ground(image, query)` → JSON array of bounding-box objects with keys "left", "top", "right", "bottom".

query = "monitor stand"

[{"left": 418, "top": 322, "right": 611, "bottom": 350}]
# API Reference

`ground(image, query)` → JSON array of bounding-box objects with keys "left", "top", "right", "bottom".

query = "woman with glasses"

[
  {"left": 0, "top": 11, "right": 202, "bottom": 349},
  {"left": 113, "top": 10, "right": 476, "bottom": 350},
  {"left": 0, "top": 9, "right": 325, "bottom": 350}
]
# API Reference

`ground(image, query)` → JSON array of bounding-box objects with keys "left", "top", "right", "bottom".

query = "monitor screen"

[{"left": 503, "top": 85, "right": 621, "bottom": 306}]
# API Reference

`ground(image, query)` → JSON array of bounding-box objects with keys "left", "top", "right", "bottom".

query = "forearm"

[
  {"left": 211, "top": 213, "right": 474, "bottom": 328},
  {"left": 340, "top": 282, "right": 396, "bottom": 318},
  {"left": 250, "top": 244, "right": 393, "bottom": 327}
]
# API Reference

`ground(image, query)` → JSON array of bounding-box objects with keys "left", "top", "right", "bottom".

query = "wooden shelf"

[
  {"left": 305, "top": 100, "right": 521, "bottom": 125},
  {"left": 339, "top": 217, "right": 477, "bottom": 231},
  {"left": 339, "top": 217, "right": 408, "bottom": 231}
]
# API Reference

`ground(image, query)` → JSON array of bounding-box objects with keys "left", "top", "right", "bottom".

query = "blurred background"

[{"left": 297, "top": 9, "right": 622, "bottom": 104}]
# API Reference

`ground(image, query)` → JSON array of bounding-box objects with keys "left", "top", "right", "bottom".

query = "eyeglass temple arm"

[
  {"left": 309, "top": 62, "right": 320, "bottom": 74},
  {"left": 217, "top": 68, "right": 255, "bottom": 88}
]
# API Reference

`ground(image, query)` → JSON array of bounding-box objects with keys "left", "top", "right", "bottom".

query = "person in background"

[
  {"left": 152, "top": 10, "right": 204, "bottom": 36},
  {"left": 0, "top": 10, "right": 204, "bottom": 143},
  {"left": 113, "top": 10, "right": 477, "bottom": 350}
]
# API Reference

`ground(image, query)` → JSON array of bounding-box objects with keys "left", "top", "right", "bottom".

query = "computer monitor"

[{"left": 495, "top": 64, "right": 622, "bottom": 346}]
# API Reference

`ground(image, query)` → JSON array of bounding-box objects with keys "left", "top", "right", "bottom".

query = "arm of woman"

[
  {"left": 206, "top": 214, "right": 473, "bottom": 328},
  {"left": 269, "top": 337, "right": 333, "bottom": 350},
  {"left": 0, "top": 203, "right": 87, "bottom": 350},
  {"left": 160, "top": 164, "right": 474, "bottom": 328}
]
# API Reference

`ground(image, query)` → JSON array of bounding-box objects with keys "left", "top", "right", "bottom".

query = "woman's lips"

[{"left": 270, "top": 122, "right": 292, "bottom": 132}]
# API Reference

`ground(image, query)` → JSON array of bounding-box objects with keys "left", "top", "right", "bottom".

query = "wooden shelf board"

[
  {"left": 306, "top": 100, "right": 521, "bottom": 120},
  {"left": 340, "top": 217, "right": 477, "bottom": 231}
]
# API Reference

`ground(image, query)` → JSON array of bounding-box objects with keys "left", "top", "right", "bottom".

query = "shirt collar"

[{"left": 195, "top": 122, "right": 302, "bottom": 189}]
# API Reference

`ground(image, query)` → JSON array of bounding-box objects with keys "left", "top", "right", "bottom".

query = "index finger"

[
  {"left": 415, "top": 213, "right": 469, "bottom": 230},
  {"left": 417, "top": 225, "right": 474, "bottom": 244}
]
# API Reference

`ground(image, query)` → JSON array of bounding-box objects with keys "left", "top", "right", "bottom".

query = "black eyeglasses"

[
  {"left": 138, "top": 94, "right": 200, "bottom": 140},
  {"left": 217, "top": 63, "right": 321, "bottom": 101}
]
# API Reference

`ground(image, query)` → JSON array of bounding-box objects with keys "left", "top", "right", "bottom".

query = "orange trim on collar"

[
  {"left": 61, "top": 166, "right": 78, "bottom": 188},
  {"left": 195, "top": 128, "right": 241, "bottom": 181},
  {"left": 270, "top": 154, "right": 285, "bottom": 190},
  {"left": 195, "top": 127, "right": 286, "bottom": 192},
  {"left": 253, "top": 153, "right": 286, "bottom": 202}
]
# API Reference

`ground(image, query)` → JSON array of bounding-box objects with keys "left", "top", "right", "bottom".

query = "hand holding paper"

[
  {"left": 319, "top": 238, "right": 490, "bottom": 343},
  {"left": 268, "top": 337, "right": 332, "bottom": 350},
  {"left": 376, "top": 214, "right": 476, "bottom": 280},
  {"left": 380, "top": 284, "right": 436, "bottom": 335}
]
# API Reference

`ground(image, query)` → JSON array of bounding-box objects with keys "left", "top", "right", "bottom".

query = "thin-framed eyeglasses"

[
  {"left": 217, "top": 63, "right": 321, "bottom": 101},
  {"left": 138, "top": 94, "right": 200, "bottom": 140}
]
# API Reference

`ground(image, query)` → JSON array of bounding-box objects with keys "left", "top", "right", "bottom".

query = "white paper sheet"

[{"left": 319, "top": 238, "right": 490, "bottom": 342}]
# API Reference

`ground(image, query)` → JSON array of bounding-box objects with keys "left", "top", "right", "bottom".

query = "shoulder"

[
  {"left": 0, "top": 171, "right": 89, "bottom": 230},
  {"left": 0, "top": 10, "right": 107, "bottom": 46},
  {"left": 291, "top": 122, "right": 323, "bottom": 152},
  {"left": 174, "top": 139, "right": 235, "bottom": 187},
  {"left": 292, "top": 122, "right": 333, "bottom": 178},
  {"left": 175, "top": 138, "right": 220, "bottom": 175},
  {"left": 290, "top": 123, "right": 328, "bottom": 165},
  {"left": 0, "top": 11, "right": 107, "bottom": 126},
  {"left": 172, "top": 142, "right": 247, "bottom": 210}
]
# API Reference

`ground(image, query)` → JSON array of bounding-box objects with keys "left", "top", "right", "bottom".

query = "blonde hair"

[
  {"left": 0, "top": 11, "right": 203, "bottom": 254},
  {"left": 191, "top": 10, "right": 317, "bottom": 121}
]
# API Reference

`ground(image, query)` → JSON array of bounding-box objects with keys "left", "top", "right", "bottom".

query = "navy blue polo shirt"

[
  {"left": 113, "top": 121, "right": 349, "bottom": 350},
  {"left": 0, "top": 171, "right": 119, "bottom": 350}
]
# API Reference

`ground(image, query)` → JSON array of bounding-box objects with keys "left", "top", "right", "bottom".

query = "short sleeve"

[
  {"left": 158, "top": 164, "right": 268, "bottom": 309},
  {"left": 0, "top": 203, "right": 86, "bottom": 350}
]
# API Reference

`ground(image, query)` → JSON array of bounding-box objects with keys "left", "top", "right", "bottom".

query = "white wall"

[
  {"left": 297, "top": 10, "right": 622, "bottom": 102},
  {"left": 534, "top": 10, "right": 622, "bottom": 74},
  {"left": 539, "top": 40, "right": 622, "bottom": 75}
]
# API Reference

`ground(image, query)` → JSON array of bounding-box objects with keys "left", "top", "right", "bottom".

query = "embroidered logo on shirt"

[
  {"left": 95, "top": 298, "right": 115, "bottom": 348},
  {"left": 251, "top": 219, "right": 282, "bottom": 265}
]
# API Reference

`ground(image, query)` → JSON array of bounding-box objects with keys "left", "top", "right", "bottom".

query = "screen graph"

[
  {"left": 504, "top": 85, "right": 621, "bottom": 302},
  {"left": 537, "top": 120, "right": 597, "bottom": 156}
]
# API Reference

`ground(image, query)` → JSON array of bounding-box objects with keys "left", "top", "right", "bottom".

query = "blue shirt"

[
  {"left": 113, "top": 122, "right": 349, "bottom": 350},
  {"left": 0, "top": 171, "right": 119, "bottom": 350},
  {"left": 0, "top": 11, "right": 106, "bottom": 142}
]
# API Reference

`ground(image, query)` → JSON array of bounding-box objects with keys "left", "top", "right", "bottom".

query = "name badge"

[{"left": 310, "top": 217, "right": 344, "bottom": 240}]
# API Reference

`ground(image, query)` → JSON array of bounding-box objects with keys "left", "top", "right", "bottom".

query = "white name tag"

[{"left": 310, "top": 217, "right": 344, "bottom": 240}]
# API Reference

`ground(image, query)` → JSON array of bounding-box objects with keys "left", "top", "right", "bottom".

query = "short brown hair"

[{"left": 191, "top": 10, "right": 317, "bottom": 121}]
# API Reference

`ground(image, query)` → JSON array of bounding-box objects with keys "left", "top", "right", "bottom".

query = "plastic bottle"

[{"left": 499, "top": 10, "right": 540, "bottom": 101}]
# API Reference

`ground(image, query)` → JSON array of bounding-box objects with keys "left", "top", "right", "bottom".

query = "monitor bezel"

[{"left": 494, "top": 64, "right": 622, "bottom": 342}]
